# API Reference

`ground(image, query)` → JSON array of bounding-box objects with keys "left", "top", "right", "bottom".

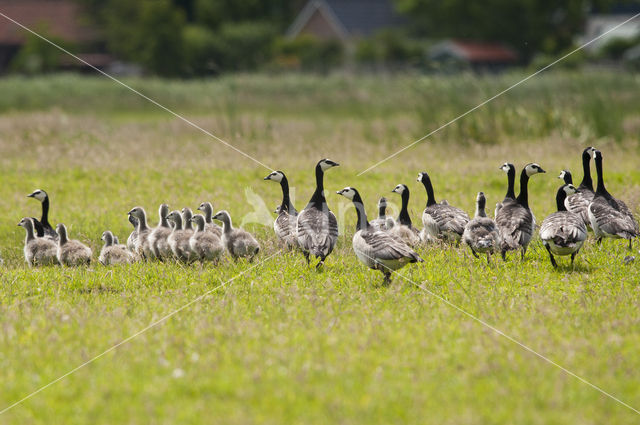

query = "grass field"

[{"left": 1, "top": 71, "right": 640, "bottom": 424}]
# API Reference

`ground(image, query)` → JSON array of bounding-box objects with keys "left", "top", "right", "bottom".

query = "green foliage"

[
  {"left": 9, "top": 31, "right": 65, "bottom": 75},
  {"left": 599, "top": 36, "right": 639, "bottom": 60},
  {"left": 355, "top": 30, "right": 426, "bottom": 67},
  {"left": 273, "top": 35, "right": 344, "bottom": 72}
]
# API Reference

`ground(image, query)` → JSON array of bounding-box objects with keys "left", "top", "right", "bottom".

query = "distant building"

[
  {"left": 429, "top": 40, "right": 518, "bottom": 72},
  {"left": 580, "top": 6, "right": 640, "bottom": 52},
  {"left": 286, "top": 0, "right": 405, "bottom": 41},
  {"left": 0, "top": 0, "right": 113, "bottom": 72}
]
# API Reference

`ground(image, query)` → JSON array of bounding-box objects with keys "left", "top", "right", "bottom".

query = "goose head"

[
  {"left": 584, "top": 146, "right": 596, "bottom": 157},
  {"left": 476, "top": 191, "right": 486, "bottom": 203},
  {"left": 101, "top": 230, "right": 114, "bottom": 246},
  {"left": 318, "top": 159, "right": 339, "bottom": 171},
  {"left": 416, "top": 172, "right": 430, "bottom": 184},
  {"left": 181, "top": 207, "right": 193, "bottom": 220},
  {"left": 166, "top": 210, "right": 182, "bottom": 224},
  {"left": 499, "top": 163, "right": 515, "bottom": 174},
  {"left": 190, "top": 214, "right": 206, "bottom": 229},
  {"left": 562, "top": 183, "right": 580, "bottom": 196},
  {"left": 27, "top": 189, "right": 48, "bottom": 202},
  {"left": 264, "top": 170, "right": 285, "bottom": 182},
  {"left": 159, "top": 203, "right": 169, "bottom": 217},
  {"left": 524, "top": 163, "right": 545, "bottom": 176},
  {"left": 128, "top": 207, "right": 146, "bottom": 220},
  {"left": 17, "top": 217, "right": 33, "bottom": 228},
  {"left": 592, "top": 149, "right": 602, "bottom": 161},
  {"left": 212, "top": 210, "right": 232, "bottom": 225},
  {"left": 392, "top": 184, "right": 407, "bottom": 194},
  {"left": 558, "top": 170, "right": 570, "bottom": 180},
  {"left": 274, "top": 205, "right": 282, "bottom": 214},
  {"left": 336, "top": 187, "right": 357, "bottom": 200}
]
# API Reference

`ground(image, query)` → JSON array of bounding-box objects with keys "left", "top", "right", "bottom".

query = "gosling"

[
  {"left": 213, "top": 210, "right": 260, "bottom": 261},
  {"left": 56, "top": 223, "right": 92, "bottom": 266},
  {"left": 189, "top": 214, "right": 224, "bottom": 262},
  {"left": 99, "top": 230, "right": 135, "bottom": 265}
]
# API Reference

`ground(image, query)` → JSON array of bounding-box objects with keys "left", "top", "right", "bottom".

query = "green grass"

[{"left": 0, "top": 72, "right": 639, "bottom": 424}]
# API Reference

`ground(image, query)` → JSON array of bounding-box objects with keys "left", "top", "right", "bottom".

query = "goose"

[
  {"left": 27, "top": 189, "right": 57, "bottom": 240},
  {"left": 197, "top": 202, "right": 223, "bottom": 237},
  {"left": 18, "top": 217, "right": 58, "bottom": 266},
  {"left": 189, "top": 214, "right": 224, "bottom": 262},
  {"left": 561, "top": 147, "right": 597, "bottom": 229},
  {"left": 558, "top": 170, "right": 573, "bottom": 185},
  {"left": 296, "top": 159, "right": 339, "bottom": 266},
  {"left": 337, "top": 187, "right": 422, "bottom": 285},
  {"left": 148, "top": 203, "right": 172, "bottom": 259},
  {"left": 264, "top": 170, "right": 299, "bottom": 248},
  {"left": 588, "top": 150, "right": 639, "bottom": 249},
  {"left": 126, "top": 214, "right": 138, "bottom": 252},
  {"left": 369, "top": 197, "right": 395, "bottom": 231},
  {"left": 166, "top": 210, "right": 194, "bottom": 262},
  {"left": 99, "top": 230, "right": 135, "bottom": 265},
  {"left": 389, "top": 184, "right": 421, "bottom": 246},
  {"left": 56, "top": 223, "right": 92, "bottom": 266},
  {"left": 462, "top": 192, "right": 501, "bottom": 263},
  {"left": 540, "top": 184, "right": 587, "bottom": 268},
  {"left": 181, "top": 207, "right": 195, "bottom": 236},
  {"left": 213, "top": 210, "right": 260, "bottom": 261},
  {"left": 494, "top": 162, "right": 516, "bottom": 217},
  {"left": 416, "top": 171, "right": 470, "bottom": 243},
  {"left": 128, "top": 207, "right": 154, "bottom": 259},
  {"left": 495, "top": 163, "right": 546, "bottom": 260}
]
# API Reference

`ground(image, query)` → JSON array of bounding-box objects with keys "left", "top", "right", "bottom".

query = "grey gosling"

[
  {"left": 462, "top": 192, "right": 501, "bottom": 263},
  {"left": 99, "top": 230, "right": 135, "bottom": 265},
  {"left": 369, "top": 197, "right": 395, "bottom": 231},
  {"left": 148, "top": 203, "right": 172, "bottom": 260},
  {"left": 128, "top": 206, "right": 154, "bottom": 259},
  {"left": 337, "top": 187, "right": 422, "bottom": 285},
  {"left": 18, "top": 217, "right": 58, "bottom": 266},
  {"left": 126, "top": 214, "right": 139, "bottom": 252},
  {"left": 166, "top": 210, "right": 194, "bottom": 262},
  {"left": 189, "top": 214, "right": 224, "bottom": 262},
  {"left": 56, "top": 223, "right": 92, "bottom": 266},
  {"left": 197, "top": 201, "right": 223, "bottom": 237},
  {"left": 213, "top": 210, "right": 260, "bottom": 261}
]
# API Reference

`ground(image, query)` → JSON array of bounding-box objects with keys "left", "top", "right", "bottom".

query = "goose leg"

[
  {"left": 304, "top": 252, "right": 310, "bottom": 265},
  {"left": 382, "top": 271, "right": 392, "bottom": 286},
  {"left": 597, "top": 237, "right": 602, "bottom": 245},
  {"left": 501, "top": 250, "right": 507, "bottom": 261},
  {"left": 470, "top": 248, "right": 479, "bottom": 259},
  {"left": 571, "top": 252, "right": 576, "bottom": 267},
  {"left": 486, "top": 253, "right": 491, "bottom": 264},
  {"left": 544, "top": 245, "right": 557, "bottom": 268},
  {"left": 629, "top": 239, "right": 633, "bottom": 251},
  {"left": 521, "top": 246, "right": 527, "bottom": 260}
]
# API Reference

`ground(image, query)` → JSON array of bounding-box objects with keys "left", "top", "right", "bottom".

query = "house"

[
  {"left": 0, "top": 0, "right": 113, "bottom": 72},
  {"left": 429, "top": 40, "right": 518, "bottom": 72},
  {"left": 579, "top": 4, "right": 640, "bottom": 52},
  {"left": 286, "top": 0, "right": 405, "bottom": 41}
]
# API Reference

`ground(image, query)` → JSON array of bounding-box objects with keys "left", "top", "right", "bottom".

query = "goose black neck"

[
  {"left": 505, "top": 167, "right": 516, "bottom": 200},
  {"left": 475, "top": 198, "right": 487, "bottom": 218},
  {"left": 41, "top": 196, "right": 51, "bottom": 227},
  {"left": 579, "top": 150, "right": 594, "bottom": 191},
  {"left": 594, "top": 154, "right": 610, "bottom": 198},
  {"left": 308, "top": 163, "right": 326, "bottom": 208},
  {"left": 279, "top": 175, "right": 295, "bottom": 213},
  {"left": 562, "top": 172, "right": 573, "bottom": 185},
  {"left": 351, "top": 192, "right": 370, "bottom": 231},
  {"left": 556, "top": 188, "right": 568, "bottom": 211},
  {"left": 420, "top": 175, "right": 437, "bottom": 207},
  {"left": 31, "top": 218, "right": 45, "bottom": 237},
  {"left": 516, "top": 169, "right": 530, "bottom": 208},
  {"left": 398, "top": 189, "right": 412, "bottom": 227}
]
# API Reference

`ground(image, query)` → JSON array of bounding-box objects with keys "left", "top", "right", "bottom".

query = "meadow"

[{"left": 0, "top": 71, "right": 639, "bottom": 424}]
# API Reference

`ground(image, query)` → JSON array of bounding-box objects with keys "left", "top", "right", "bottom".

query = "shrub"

[{"left": 272, "top": 35, "right": 343, "bottom": 72}]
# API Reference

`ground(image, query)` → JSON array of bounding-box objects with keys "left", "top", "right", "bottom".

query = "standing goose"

[
  {"left": 389, "top": 184, "right": 421, "bottom": 246},
  {"left": 197, "top": 202, "right": 223, "bottom": 237},
  {"left": 166, "top": 210, "right": 195, "bottom": 262},
  {"left": 370, "top": 197, "right": 395, "bottom": 231},
  {"left": 588, "top": 150, "right": 639, "bottom": 248},
  {"left": 540, "top": 184, "right": 587, "bottom": 268},
  {"left": 147, "top": 203, "right": 172, "bottom": 260},
  {"left": 128, "top": 207, "right": 154, "bottom": 259},
  {"left": 264, "top": 170, "right": 299, "bottom": 248},
  {"left": 416, "top": 171, "right": 470, "bottom": 243},
  {"left": 337, "top": 187, "right": 422, "bottom": 285},
  {"left": 462, "top": 192, "right": 501, "bottom": 263},
  {"left": 189, "top": 214, "right": 224, "bottom": 262},
  {"left": 27, "top": 189, "right": 57, "bottom": 240},
  {"left": 213, "top": 210, "right": 260, "bottom": 261},
  {"left": 99, "top": 230, "right": 135, "bottom": 265},
  {"left": 494, "top": 163, "right": 516, "bottom": 217},
  {"left": 296, "top": 159, "right": 339, "bottom": 266},
  {"left": 56, "top": 224, "right": 92, "bottom": 266},
  {"left": 18, "top": 217, "right": 58, "bottom": 266},
  {"left": 495, "top": 163, "right": 546, "bottom": 260},
  {"left": 564, "top": 147, "right": 597, "bottom": 229}
]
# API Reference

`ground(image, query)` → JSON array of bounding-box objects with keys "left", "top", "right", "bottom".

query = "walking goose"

[
  {"left": 197, "top": 202, "right": 223, "bottom": 237},
  {"left": 588, "top": 150, "right": 639, "bottom": 248},
  {"left": 495, "top": 163, "right": 546, "bottom": 259},
  {"left": 540, "top": 184, "right": 587, "bottom": 267},
  {"left": 166, "top": 210, "right": 195, "bottom": 262},
  {"left": 99, "top": 230, "right": 135, "bottom": 265},
  {"left": 494, "top": 163, "right": 516, "bottom": 217},
  {"left": 213, "top": 210, "right": 260, "bottom": 260},
  {"left": 564, "top": 147, "right": 597, "bottom": 228},
  {"left": 296, "top": 159, "right": 339, "bottom": 266},
  {"left": 264, "top": 170, "right": 299, "bottom": 248},
  {"left": 389, "top": 184, "right": 421, "bottom": 246},
  {"left": 462, "top": 192, "right": 501, "bottom": 263},
  {"left": 189, "top": 214, "right": 224, "bottom": 262},
  {"left": 147, "top": 203, "right": 172, "bottom": 260},
  {"left": 18, "top": 217, "right": 58, "bottom": 266},
  {"left": 56, "top": 224, "right": 92, "bottom": 266},
  {"left": 370, "top": 197, "right": 395, "bottom": 231},
  {"left": 416, "top": 171, "right": 470, "bottom": 242},
  {"left": 337, "top": 187, "right": 422, "bottom": 285},
  {"left": 128, "top": 207, "right": 154, "bottom": 259},
  {"left": 27, "top": 189, "right": 57, "bottom": 240}
]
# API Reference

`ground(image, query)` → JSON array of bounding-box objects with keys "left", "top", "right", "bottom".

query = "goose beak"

[
  {"left": 539, "top": 168, "right": 546, "bottom": 173},
  {"left": 263, "top": 175, "right": 270, "bottom": 180},
  {"left": 26, "top": 193, "right": 34, "bottom": 198}
]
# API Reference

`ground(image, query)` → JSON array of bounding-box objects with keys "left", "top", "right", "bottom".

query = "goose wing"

[
  {"left": 425, "top": 204, "right": 470, "bottom": 235},
  {"left": 296, "top": 206, "right": 338, "bottom": 257},
  {"left": 358, "top": 230, "right": 421, "bottom": 262},
  {"left": 463, "top": 217, "right": 500, "bottom": 247},
  {"left": 495, "top": 201, "right": 533, "bottom": 250},
  {"left": 589, "top": 197, "right": 638, "bottom": 238},
  {"left": 565, "top": 190, "right": 594, "bottom": 227},
  {"left": 540, "top": 212, "right": 587, "bottom": 246},
  {"left": 275, "top": 211, "right": 297, "bottom": 243}
]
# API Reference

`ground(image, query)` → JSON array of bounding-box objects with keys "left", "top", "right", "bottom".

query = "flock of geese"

[{"left": 15, "top": 148, "right": 639, "bottom": 284}]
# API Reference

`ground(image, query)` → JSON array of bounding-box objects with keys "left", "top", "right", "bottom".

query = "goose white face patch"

[
  {"left": 320, "top": 160, "right": 336, "bottom": 171},
  {"left": 563, "top": 184, "right": 578, "bottom": 196},
  {"left": 393, "top": 185, "right": 404, "bottom": 194},
  {"left": 525, "top": 163, "right": 543, "bottom": 176},
  {"left": 499, "top": 163, "right": 510, "bottom": 173},
  {"left": 558, "top": 170, "right": 566, "bottom": 179},
  {"left": 338, "top": 187, "right": 356, "bottom": 200},
  {"left": 30, "top": 190, "right": 46, "bottom": 202},
  {"left": 270, "top": 172, "right": 284, "bottom": 182}
]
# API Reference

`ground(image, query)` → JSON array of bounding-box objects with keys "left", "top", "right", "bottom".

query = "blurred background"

[{"left": 1, "top": 0, "right": 639, "bottom": 77}]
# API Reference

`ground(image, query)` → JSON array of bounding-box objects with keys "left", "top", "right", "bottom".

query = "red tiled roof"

[
  {"left": 452, "top": 40, "right": 518, "bottom": 62},
  {"left": 0, "top": 0, "right": 96, "bottom": 45}
]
